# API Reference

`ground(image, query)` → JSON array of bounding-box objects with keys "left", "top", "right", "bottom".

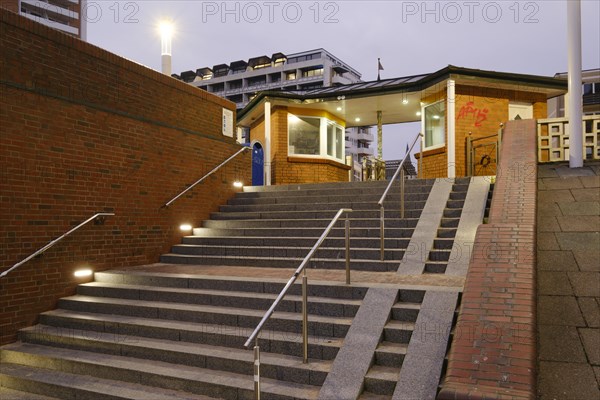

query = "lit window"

[
  {"left": 288, "top": 114, "right": 345, "bottom": 161},
  {"left": 423, "top": 101, "right": 446, "bottom": 149}
]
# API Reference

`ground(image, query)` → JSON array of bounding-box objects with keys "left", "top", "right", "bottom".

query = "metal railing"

[
  {"left": 0, "top": 213, "right": 115, "bottom": 279},
  {"left": 243, "top": 208, "right": 353, "bottom": 400},
  {"left": 162, "top": 146, "right": 250, "bottom": 208},
  {"left": 377, "top": 132, "right": 423, "bottom": 261}
]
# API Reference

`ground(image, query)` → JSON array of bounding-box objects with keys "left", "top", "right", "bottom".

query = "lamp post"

[{"left": 160, "top": 21, "right": 173, "bottom": 76}]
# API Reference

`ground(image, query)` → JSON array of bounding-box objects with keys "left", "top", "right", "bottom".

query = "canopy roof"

[{"left": 237, "top": 65, "right": 568, "bottom": 128}]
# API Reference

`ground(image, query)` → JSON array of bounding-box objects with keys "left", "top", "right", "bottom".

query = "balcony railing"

[{"left": 537, "top": 116, "right": 600, "bottom": 162}]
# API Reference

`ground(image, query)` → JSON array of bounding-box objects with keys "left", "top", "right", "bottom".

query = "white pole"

[
  {"left": 567, "top": 0, "right": 583, "bottom": 168},
  {"left": 447, "top": 80, "right": 456, "bottom": 178},
  {"left": 160, "top": 22, "right": 173, "bottom": 76},
  {"left": 265, "top": 101, "right": 272, "bottom": 186}
]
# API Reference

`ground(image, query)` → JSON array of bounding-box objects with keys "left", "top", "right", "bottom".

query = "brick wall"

[
  {"left": 0, "top": 9, "right": 250, "bottom": 344},
  {"left": 439, "top": 120, "right": 538, "bottom": 400}
]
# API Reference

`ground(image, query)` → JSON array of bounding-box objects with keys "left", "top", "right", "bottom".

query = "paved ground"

[{"left": 537, "top": 162, "right": 600, "bottom": 400}]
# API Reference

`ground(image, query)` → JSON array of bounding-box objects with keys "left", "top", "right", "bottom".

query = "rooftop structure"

[{"left": 1, "top": 0, "right": 86, "bottom": 39}]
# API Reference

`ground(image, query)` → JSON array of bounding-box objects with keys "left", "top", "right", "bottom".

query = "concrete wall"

[{"left": 0, "top": 8, "right": 250, "bottom": 344}]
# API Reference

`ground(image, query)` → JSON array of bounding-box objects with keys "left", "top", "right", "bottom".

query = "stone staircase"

[
  {"left": 0, "top": 178, "right": 480, "bottom": 399},
  {"left": 162, "top": 179, "right": 435, "bottom": 272}
]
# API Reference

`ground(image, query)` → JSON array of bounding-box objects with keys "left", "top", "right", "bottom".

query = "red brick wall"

[
  {"left": 0, "top": 9, "right": 250, "bottom": 344},
  {"left": 439, "top": 120, "right": 538, "bottom": 400}
]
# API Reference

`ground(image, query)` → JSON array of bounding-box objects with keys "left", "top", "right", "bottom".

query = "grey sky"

[{"left": 87, "top": 0, "right": 600, "bottom": 159}]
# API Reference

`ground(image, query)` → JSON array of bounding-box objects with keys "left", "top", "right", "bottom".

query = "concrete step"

[
  {"left": 433, "top": 238, "right": 454, "bottom": 249},
  {"left": 424, "top": 262, "right": 447, "bottom": 274},
  {"left": 446, "top": 200, "right": 465, "bottom": 209},
  {"left": 191, "top": 226, "right": 415, "bottom": 239},
  {"left": 38, "top": 309, "right": 342, "bottom": 360},
  {"left": 0, "top": 387, "right": 62, "bottom": 400},
  {"left": 449, "top": 191, "right": 467, "bottom": 200},
  {"left": 437, "top": 228, "right": 457, "bottom": 238},
  {"left": 17, "top": 326, "right": 331, "bottom": 386},
  {"left": 227, "top": 193, "right": 431, "bottom": 206},
  {"left": 77, "top": 282, "right": 362, "bottom": 317},
  {"left": 219, "top": 200, "right": 426, "bottom": 213},
  {"left": 202, "top": 218, "right": 419, "bottom": 229},
  {"left": 390, "top": 303, "right": 421, "bottom": 322},
  {"left": 440, "top": 218, "right": 460, "bottom": 228},
  {"left": 358, "top": 391, "right": 391, "bottom": 400},
  {"left": 363, "top": 365, "right": 400, "bottom": 396},
  {"left": 93, "top": 272, "right": 368, "bottom": 300},
  {"left": 57, "top": 295, "right": 354, "bottom": 338},
  {"left": 428, "top": 249, "right": 451, "bottom": 262},
  {"left": 169, "top": 244, "right": 405, "bottom": 261},
  {"left": 383, "top": 321, "right": 415, "bottom": 344},
  {"left": 211, "top": 209, "right": 422, "bottom": 221},
  {"left": 442, "top": 208, "right": 462, "bottom": 218},
  {"left": 374, "top": 341, "right": 408, "bottom": 368},
  {"left": 1, "top": 344, "right": 321, "bottom": 399},
  {"left": 242, "top": 179, "right": 435, "bottom": 193},
  {"left": 159, "top": 253, "right": 400, "bottom": 272},
  {"left": 181, "top": 236, "right": 411, "bottom": 249},
  {"left": 0, "top": 363, "right": 215, "bottom": 400}
]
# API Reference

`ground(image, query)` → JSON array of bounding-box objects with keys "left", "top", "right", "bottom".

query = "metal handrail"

[
  {"left": 244, "top": 208, "right": 353, "bottom": 399},
  {"left": 377, "top": 132, "right": 423, "bottom": 261},
  {"left": 0, "top": 213, "right": 115, "bottom": 279},
  {"left": 162, "top": 146, "right": 250, "bottom": 208}
]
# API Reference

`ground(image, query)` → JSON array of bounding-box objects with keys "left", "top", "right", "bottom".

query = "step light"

[
  {"left": 180, "top": 224, "right": 192, "bottom": 232},
  {"left": 233, "top": 181, "right": 243, "bottom": 188},
  {"left": 74, "top": 269, "right": 93, "bottom": 278}
]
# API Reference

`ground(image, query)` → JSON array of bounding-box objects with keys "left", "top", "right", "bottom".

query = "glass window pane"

[
  {"left": 424, "top": 101, "right": 446, "bottom": 148},
  {"left": 288, "top": 115, "right": 320, "bottom": 155},
  {"left": 327, "top": 122, "right": 335, "bottom": 157},
  {"left": 336, "top": 126, "right": 344, "bottom": 160}
]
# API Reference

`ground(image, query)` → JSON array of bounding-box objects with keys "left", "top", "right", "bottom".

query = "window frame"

[
  {"left": 421, "top": 100, "right": 446, "bottom": 151},
  {"left": 287, "top": 114, "right": 345, "bottom": 162}
]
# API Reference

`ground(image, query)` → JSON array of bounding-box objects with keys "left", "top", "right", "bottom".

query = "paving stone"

[
  {"left": 538, "top": 296, "right": 585, "bottom": 326},
  {"left": 555, "top": 166, "right": 596, "bottom": 178},
  {"left": 538, "top": 189, "right": 575, "bottom": 203},
  {"left": 572, "top": 188, "right": 600, "bottom": 202},
  {"left": 556, "top": 232, "right": 600, "bottom": 251},
  {"left": 541, "top": 177, "right": 584, "bottom": 189},
  {"left": 538, "top": 271, "right": 573, "bottom": 295},
  {"left": 568, "top": 272, "right": 600, "bottom": 297},
  {"left": 579, "top": 328, "right": 600, "bottom": 365},
  {"left": 537, "top": 250, "right": 579, "bottom": 271},
  {"left": 538, "top": 361, "right": 600, "bottom": 400},
  {"left": 558, "top": 201, "right": 600, "bottom": 216},
  {"left": 538, "top": 165, "right": 560, "bottom": 178},
  {"left": 578, "top": 298, "right": 600, "bottom": 328},
  {"left": 538, "top": 325, "right": 587, "bottom": 362},
  {"left": 537, "top": 201, "right": 562, "bottom": 217},
  {"left": 579, "top": 175, "right": 600, "bottom": 188},
  {"left": 594, "top": 366, "right": 600, "bottom": 387},
  {"left": 538, "top": 233, "right": 560, "bottom": 250},
  {"left": 537, "top": 216, "right": 560, "bottom": 232},
  {"left": 573, "top": 249, "right": 600, "bottom": 272},
  {"left": 557, "top": 215, "right": 600, "bottom": 232}
]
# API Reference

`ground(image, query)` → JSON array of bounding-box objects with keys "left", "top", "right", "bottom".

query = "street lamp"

[{"left": 159, "top": 20, "right": 173, "bottom": 76}]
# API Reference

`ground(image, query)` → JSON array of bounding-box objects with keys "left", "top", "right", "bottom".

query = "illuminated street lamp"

[{"left": 159, "top": 20, "right": 173, "bottom": 76}]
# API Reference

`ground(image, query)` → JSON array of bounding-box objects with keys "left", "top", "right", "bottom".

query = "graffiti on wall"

[{"left": 458, "top": 101, "right": 489, "bottom": 127}]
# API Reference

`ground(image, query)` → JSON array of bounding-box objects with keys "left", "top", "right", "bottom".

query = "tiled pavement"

[{"left": 537, "top": 162, "right": 600, "bottom": 400}]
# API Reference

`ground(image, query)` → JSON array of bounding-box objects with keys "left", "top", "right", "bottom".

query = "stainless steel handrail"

[
  {"left": 162, "top": 146, "right": 250, "bottom": 208},
  {"left": 244, "top": 208, "right": 353, "bottom": 400},
  {"left": 0, "top": 213, "right": 115, "bottom": 279},
  {"left": 377, "top": 132, "right": 423, "bottom": 261}
]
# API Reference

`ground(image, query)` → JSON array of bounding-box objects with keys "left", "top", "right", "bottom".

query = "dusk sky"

[{"left": 86, "top": 0, "right": 600, "bottom": 159}]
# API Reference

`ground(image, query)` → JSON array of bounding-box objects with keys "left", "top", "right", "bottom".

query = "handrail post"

[
  {"left": 253, "top": 339, "right": 260, "bottom": 400},
  {"left": 466, "top": 134, "right": 472, "bottom": 177},
  {"left": 345, "top": 215, "right": 351, "bottom": 285},
  {"left": 302, "top": 270, "right": 309, "bottom": 364},
  {"left": 380, "top": 205, "right": 385, "bottom": 261},
  {"left": 400, "top": 169, "right": 405, "bottom": 219}
]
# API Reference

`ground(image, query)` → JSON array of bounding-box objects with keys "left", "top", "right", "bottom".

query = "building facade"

[
  {"left": 548, "top": 69, "right": 600, "bottom": 117},
  {"left": 175, "top": 48, "right": 374, "bottom": 163},
  {"left": 1, "top": 0, "right": 85, "bottom": 39}
]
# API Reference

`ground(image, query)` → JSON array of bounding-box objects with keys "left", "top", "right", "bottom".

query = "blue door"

[{"left": 252, "top": 143, "right": 264, "bottom": 186}]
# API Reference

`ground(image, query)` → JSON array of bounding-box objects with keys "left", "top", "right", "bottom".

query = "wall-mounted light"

[
  {"left": 355, "top": 117, "right": 361, "bottom": 122},
  {"left": 233, "top": 181, "right": 243, "bottom": 188},
  {"left": 336, "top": 107, "right": 342, "bottom": 111},
  {"left": 402, "top": 99, "right": 409, "bottom": 105},
  {"left": 74, "top": 269, "right": 93, "bottom": 278},
  {"left": 180, "top": 224, "right": 192, "bottom": 231},
  {"left": 416, "top": 111, "right": 422, "bottom": 116}
]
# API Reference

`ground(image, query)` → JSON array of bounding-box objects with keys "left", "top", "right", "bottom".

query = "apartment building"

[
  {"left": 175, "top": 48, "right": 375, "bottom": 161},
  {"left": 1, "top": 0, "right": 85, "bottom": 39},
  {"left": 548, "top": 68, "right": 600, "bottom": 117}
]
